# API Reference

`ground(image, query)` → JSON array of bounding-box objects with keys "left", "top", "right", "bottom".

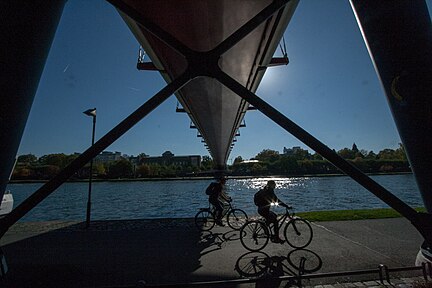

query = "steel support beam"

[{"left": 0, "top": 74, "right": 191, "bottom": 237}]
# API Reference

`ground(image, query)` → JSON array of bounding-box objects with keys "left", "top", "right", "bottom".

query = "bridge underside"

[{"left": 119, "top": 0, "right": 298, "bottom": 169}]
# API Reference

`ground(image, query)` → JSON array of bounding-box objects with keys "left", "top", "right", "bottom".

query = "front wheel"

[
  {"left": 195, "top": 209, "right": 215, "bottom": 231},
  {"left": 240, "top": 220, "right": 269, "bottom": 252},
  {"left": 284, "top": 218, "right": 313, "bottom": 248},
  {"left": 227, "top": 209, "right": 248, "bottom": 230}
]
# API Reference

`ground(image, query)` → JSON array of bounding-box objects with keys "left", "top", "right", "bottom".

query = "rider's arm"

[
  {"left": 220, "top": 190, "right": 232, "bottom": 202},
  {"left": 280, "top": 202, "right": 291, "bottom": 208},
  {"left": 279, "top": 201, "right": 292, "bottom": 209},
  {"left": 275, "top": 194, "right": 291, "bottom": 208}
]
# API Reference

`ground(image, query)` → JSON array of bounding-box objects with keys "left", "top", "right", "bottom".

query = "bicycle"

[
  {"left": 195, "top": 200, "right": 248, "bottom": 231},
  {"left": 240, "top": 206, "right": 313, "bottom": 251}
]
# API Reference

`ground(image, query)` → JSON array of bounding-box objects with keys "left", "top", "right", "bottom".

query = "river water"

[{"left": 6, "top": 174, "right": 423, "bottom": 222}]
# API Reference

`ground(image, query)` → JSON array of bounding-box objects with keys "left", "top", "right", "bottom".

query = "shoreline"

[
  {"left": 8, "top": 171, "right": 413, "bottom": 184},
  {"left": 7, "top": 206, "right": 426, "bottom": 225}
]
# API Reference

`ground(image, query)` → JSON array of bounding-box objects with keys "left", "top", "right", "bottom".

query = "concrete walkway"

[{"left": 0, "top": 217, "right": 429, "bottom": 287}]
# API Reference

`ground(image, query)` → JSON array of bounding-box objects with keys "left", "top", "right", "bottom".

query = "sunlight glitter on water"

[{"left": 7, "top": 174, "right": 423, "bottom": 222}]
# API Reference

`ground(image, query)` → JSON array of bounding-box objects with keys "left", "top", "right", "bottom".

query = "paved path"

[{"left": 0, "top": 217, "right": 429, "bottom": 287}]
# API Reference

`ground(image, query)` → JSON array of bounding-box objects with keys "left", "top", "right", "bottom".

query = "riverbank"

[
  {"left": 297, "top": 207, "right": 426, "bottom": 222},
  {"left": 9, "top": 171, "right": 413, "bottom": 184}
]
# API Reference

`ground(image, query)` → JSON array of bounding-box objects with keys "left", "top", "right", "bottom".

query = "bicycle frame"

[
  {"left": 208, "top": 200, "right": 235, "bottom": 218},
  {"left": 265, "top": 207, "right": 294, "bottom": 237}
]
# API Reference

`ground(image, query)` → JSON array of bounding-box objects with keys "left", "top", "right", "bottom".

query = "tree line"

[
  {"left": 230, "top": 143, "right": 410, "bottom": 176},
  {"left": 11, "top": 143, "right": 409, "bottom": 181},
  {"left": 11, "top": 153, "right": 215, "bottom": 180}
]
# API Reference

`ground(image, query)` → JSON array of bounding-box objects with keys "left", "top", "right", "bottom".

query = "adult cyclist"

[
  {"left": 207, "top": 177, "right": 231, "bottom": 226},
  {"left": 254, "top": 180, "right": 291, "bottom": 243}
]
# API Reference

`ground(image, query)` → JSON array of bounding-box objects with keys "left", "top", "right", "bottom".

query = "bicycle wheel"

[
  {"left": 195, "top": 209, "right": 215, "bottom": 231},
  {"left": 235, "top": 251, "right": 270, "bottom": 278},
  {"left": 240, "top": 220, "right": 269, "bottom": 252},
  {"left": 284, "top": 218, "right": 313, "bottom": 249},
  {"left": 227, "top": 209, "right": 248, "bottom": 230}
]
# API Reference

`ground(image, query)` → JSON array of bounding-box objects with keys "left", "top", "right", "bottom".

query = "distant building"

[
  {"left": 141, "top": 151, "right": 201, "bottom": 167},
  {"left": 283, "top": 146, "right": 302, "bottom": 155},
  {"left": 283, "top": 146, "right": 310, "bottom": 158},
  {"left": 95, "top": 151, "right": 122, "bottom": 163},
  {"left": 128, "top": 155, "right": 140, "bottom": 166}
]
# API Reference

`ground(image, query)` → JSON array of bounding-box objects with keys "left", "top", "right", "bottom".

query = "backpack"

[
  {"left": 254, "top": 189, "right": 266, "bottom": 206},
  {"left": 205, "top": 182, "right": 218, "bottom": 196}
]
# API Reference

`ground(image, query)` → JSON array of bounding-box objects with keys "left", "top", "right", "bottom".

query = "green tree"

[
  {"left": 94, "top": 163, "right": 106, "bottom": 176},
  {"left": 292, "top": 149, "right": 310, "bottom": 160},
  {"left": 12, "top": 167, "right": 34, "bottom": 179},
  {"left": 352, "top": 143, "right": 359, "bottom": 153},
  {"left": 148, "top": 164, "right": 162, "bottom": 176},
  {"left": 337, "top": 148, "right": 355, "bottom": 159},
  {"left": 233, "top": 156, "right": 243, "bottom": 164},
  {"left": 107, "top": 159, "right": 133, "bottom": 178},
  {"left": 250, "top": 163, "right": 266, "bottom": 174},
  {"left": 34, "top": 165, "right": 61, "bottom": 179},
  {"left": 17, "top": 154, "right": 37, "bottom": 164},
  {"left": 39, "top": 153, "right": 68, "bottom": 169},
  {"left": 365, "top": 151, "right": 377, "bottom": 159},
  {"left": 311, "top": 152, "right": 324, "bottom": 160},
  {"left": 277, "top": 156, "right": 299, "bottom": 174},
  {"left": 377, "top": 149, "right": 396, "bottom": 160},
  {"left": 394, "top": 143, "right": 408, "bottom": 160},
  {"left": 201, "top": 156, "right": 214, "bottom": 170},
  {"left": 136, "top": 164, "right": 150, "bottom": 177},
  {"left": 255, "top": 149, "right": 280, "bottom": 162}
]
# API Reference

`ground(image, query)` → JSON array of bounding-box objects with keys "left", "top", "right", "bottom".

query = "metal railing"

[{"left": 122, "top": 263, "right": 432, "bottom": 288}]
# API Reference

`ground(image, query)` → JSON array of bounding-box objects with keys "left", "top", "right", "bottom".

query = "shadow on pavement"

[
  {"left": 0, "top": 218, "right": 233, "bottom": 287},
  {"left": 235, "top": 249, "right": 323, "bottom": 288}
]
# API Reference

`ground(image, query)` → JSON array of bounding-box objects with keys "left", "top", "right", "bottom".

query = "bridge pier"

[
  {"left": 0, "top": 0, "right": 67, "bottom": 205},
  {"left": 350, "top": 0, "right": 432, "bottom": 263}
]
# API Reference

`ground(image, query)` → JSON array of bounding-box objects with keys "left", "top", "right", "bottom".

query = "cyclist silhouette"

[
  {"left": 207, "top": 177, "right": 231, "bottom": 226},
  {"left": 254, "top": 180, "right": 291, "bottom": 243}
]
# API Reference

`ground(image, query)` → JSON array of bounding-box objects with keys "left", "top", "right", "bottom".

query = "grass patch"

[{"left": 296, "top": 207, "right": 426, "bottom": 222}]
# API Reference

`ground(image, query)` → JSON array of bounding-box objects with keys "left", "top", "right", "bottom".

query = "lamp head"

[{"left": 83, "top": 108, "right": 97, "bottom": 117}]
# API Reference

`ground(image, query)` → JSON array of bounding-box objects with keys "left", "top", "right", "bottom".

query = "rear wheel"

[
  {"left": 195, "top": 209, "right": 215, "bottom": 231},
  {"left": 227, "top": 209, "right": 248, "bottom": 230},
  {"left": 240, "top": 220, "right": 269, "bottom": 252},
  {"left": 284, "top": 218, "right": 313, "bottom": 248}
]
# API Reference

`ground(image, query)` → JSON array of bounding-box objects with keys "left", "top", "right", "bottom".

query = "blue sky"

[{"left": 18, "top": 1, "right": 432, "bottom": 163}]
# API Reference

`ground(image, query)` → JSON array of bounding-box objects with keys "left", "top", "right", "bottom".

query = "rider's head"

[
  {"left": 266, "top": 180, "right": 276, "bottom": 189},
  {"left": 219, "top": 177, "right": 226, "bottom": 184}
]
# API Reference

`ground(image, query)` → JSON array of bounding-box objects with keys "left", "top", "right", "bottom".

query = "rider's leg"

[
  {"left": 214, "top": 201, "right": 224, "bottom": 225},
  {"left": 268, "top": 211, "right": 283, "bottom": 243}
]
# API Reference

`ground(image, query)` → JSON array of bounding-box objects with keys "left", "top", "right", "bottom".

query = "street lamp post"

[{"left": 83, "top": 108, "right": 96, "bottom": 228}]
